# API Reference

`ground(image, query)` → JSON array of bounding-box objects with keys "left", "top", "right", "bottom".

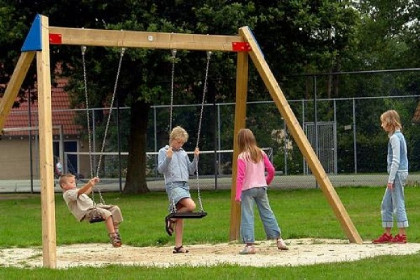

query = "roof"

[{"left": 2, "top": 77, "right": 82, "bottom": 137}]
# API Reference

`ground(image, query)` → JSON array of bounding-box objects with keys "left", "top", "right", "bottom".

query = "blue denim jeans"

[
  {"left": 240, "top": 187, "right": 281, "bottom": 243},
  {"left": 381, "top": 171, "right": 409, "bottom": 228}
]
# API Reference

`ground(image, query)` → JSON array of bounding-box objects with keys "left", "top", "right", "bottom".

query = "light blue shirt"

[
  {"left": 387, "top": 130, "right": 408, "bottom": 183},
  {"left": 157, "top": 145, "right": 198, "bottom": 184}
]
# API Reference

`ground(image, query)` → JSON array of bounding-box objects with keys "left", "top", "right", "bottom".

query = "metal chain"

[
  {"left": 195, "top": 51, "right": 211, "bottom": 148},
  {"left": 81, "top": 46, "right": 100, "bottom": 206},
  {"left": 169, "top": 49, "right": 177, "bottom": 213},
  {"left": 81, "top": 46, "right": 94, "bottom": 179},
  {"left": 95, "top": 47, "right": 125, "bottom": 178},
  {"left": 195, "top": 51, "right": 212, "bottom": 212},
  {"left": 169, "top": 49, "right": 177, "bottom": 133}
]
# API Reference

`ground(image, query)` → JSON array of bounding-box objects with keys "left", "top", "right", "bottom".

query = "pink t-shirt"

[{"left": 235, "top": 151, "right": 275, "bottom": 201}]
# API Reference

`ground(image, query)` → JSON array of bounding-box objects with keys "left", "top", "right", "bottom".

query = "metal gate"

[{"left": 303, "top": 121, "right": 337, "bottom": 174}]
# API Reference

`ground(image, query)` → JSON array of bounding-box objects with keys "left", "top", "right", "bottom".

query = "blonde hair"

[
  {"left": 380, "top": 110, "right": 402, "bottom": 135},
  {"left": 170, "top": 126, "right": 189, "bottom": 143},
  {"left": 58, "top": 173, "right": 75, "bottom": 188},
  {"left": 237, "top": 128, "right": 262, "bottom": 163}
]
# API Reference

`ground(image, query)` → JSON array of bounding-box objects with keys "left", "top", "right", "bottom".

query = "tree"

[
  {"left": 3, "top": 1, "right": 416, "bottom": 189},
  {"left": 0, "top": 0, "right": 39, "bottom": 106},
  {"left": 250, "top": 0, "right": 359, "bottom": 100},
  {"left": 353, "top": 0, "right": 418, "bottom": 69},
  {"left": 1, "top": 0, "right": 258, "bottom": 193}
]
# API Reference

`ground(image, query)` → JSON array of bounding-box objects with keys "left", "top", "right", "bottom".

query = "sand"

[{"left": 1, "top": 238, "right": 420, "bottom": 268}]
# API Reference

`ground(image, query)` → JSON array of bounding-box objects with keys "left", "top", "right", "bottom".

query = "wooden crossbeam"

[{"left": 49, "top": 27, "right": 243, "bottom": 51}]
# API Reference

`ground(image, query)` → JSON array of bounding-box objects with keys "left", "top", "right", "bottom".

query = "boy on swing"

[
  {"left": 158, "top": 126, "right": 199, "bottom": 253},
  {"left": 59, "top": 173, "right": 123, "bottom": 247}
]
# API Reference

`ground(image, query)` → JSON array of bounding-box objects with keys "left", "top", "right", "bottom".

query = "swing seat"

[
  {"left": 89, "top": 208, "right": 105, "bottom": 223},
  {"left": 89, "top": 216, "right": 105, "bottom": 223},
  {"left": 166, "top": 211, "right": 207, "bottom": 219}
]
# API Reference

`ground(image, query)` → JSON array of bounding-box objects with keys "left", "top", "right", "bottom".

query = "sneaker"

[
  {"left": 372, "top": 233, "right": 393, "bottom": 244},
  {"left": 277, "top": 238, "right": 289, "bottom": 250},
  {"left": 391, "top": 234, "right": 407, "bottom": 244},
  {"left": 239, "top": 245, "right": 256, "bottom": 255}
]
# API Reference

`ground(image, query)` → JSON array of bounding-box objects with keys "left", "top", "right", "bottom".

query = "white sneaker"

[
  {"left": 277, "top": 238, "right": 289, "bottom": 250},
  {"left": 239, "top": 245, "right": 256, "bottom": 255}
]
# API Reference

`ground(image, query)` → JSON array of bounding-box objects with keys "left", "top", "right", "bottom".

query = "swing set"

[{"left": 0, "top": 14, "right": 362, "bottom": 268}]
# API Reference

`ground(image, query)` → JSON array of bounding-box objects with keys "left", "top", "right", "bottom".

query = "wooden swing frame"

[{"left": 0, "top": 14, "right": 362, "bottom": 268}]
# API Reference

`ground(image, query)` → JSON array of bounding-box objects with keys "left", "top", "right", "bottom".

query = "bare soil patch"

[{"left": 2, "top": 238, "right": 420, "bottom": 268}]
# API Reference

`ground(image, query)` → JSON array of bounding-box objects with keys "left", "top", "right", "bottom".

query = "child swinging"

[{"left": 59, "top": 174, "right": 123, "bottom": 247}]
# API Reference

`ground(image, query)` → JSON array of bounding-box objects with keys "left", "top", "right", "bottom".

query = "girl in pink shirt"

[{"left": 235, "top": 128, "right": 288, "bottom": 254}]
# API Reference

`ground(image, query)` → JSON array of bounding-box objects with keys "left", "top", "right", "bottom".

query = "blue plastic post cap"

[{"left": 21, "top": 14, "right": 42, "bottom": 52}]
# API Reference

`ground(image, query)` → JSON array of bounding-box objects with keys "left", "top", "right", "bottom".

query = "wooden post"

[
  {"left": 239, "top": 27, "right": 362, "bottom": 244},
  {"left": 0, "top": 52, "right": 35, "bottom": 131},
  {"left": 229, "top": 51, "right": 249, "bottom": 241},
  {"left": 37, "top": 15, "right": 57, "bottom": 268}
]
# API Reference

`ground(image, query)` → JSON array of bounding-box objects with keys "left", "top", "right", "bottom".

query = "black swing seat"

[
  {"left": 89, "top": 216, "right": 105, "bottom": 223},
  {"left": 166, "top": 211, "right": 207, "bottom": 219},
  {"left": 88, "top": 208, "right": 105, "bottom": 223}
]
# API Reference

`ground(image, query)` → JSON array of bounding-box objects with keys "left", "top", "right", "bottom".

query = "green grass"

[
  {"left": 1, "top": 254, "right": 420, "bottom": 280},
  {"left": 1, "top": 186, "right": 420, "bottom": 279}
]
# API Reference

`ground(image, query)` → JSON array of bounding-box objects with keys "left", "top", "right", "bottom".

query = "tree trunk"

[{"left": 124, "top": 100, "right": 150, "bottom": 194}]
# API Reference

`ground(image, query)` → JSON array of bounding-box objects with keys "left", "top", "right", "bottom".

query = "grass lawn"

[{"left": 0, "top": 186, "right": 419, "bottom": 279}]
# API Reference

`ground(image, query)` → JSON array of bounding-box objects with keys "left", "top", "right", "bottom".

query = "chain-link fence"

[{"left": 1, "top": 70, "right": 420, "bottom": 191}]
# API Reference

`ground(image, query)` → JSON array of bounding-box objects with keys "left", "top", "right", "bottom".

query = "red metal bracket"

[
  {"left": 49, "top": 33, "right": 62, "bottom": 45},
  {"left": 232, "top": 42, "right": 251, "bottom": 52}
]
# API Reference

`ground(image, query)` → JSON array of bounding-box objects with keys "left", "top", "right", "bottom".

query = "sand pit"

[{"left": 1, "top": 238, "right": 420, "bottom": 268}]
